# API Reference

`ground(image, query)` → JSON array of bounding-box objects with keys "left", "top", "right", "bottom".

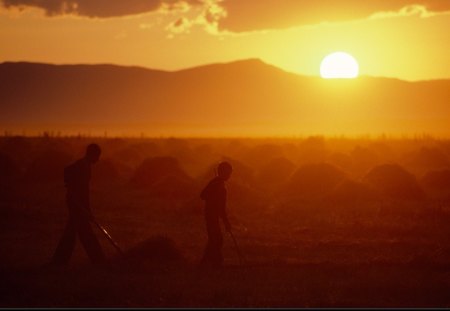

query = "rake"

[
  {"left": 228, "top": 230, "right": 246, "bottom": 266},
  {"left": 83, "top": 207, "right": 124, "bottom": 256}
]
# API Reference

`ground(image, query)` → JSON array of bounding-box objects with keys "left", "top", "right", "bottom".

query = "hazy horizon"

[{"left": 2, "top": 58, "right": 449, "bottom": 83}]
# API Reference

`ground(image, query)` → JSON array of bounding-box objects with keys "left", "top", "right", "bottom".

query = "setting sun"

[{"left": 320, "top": 52, "right": 359, "bottom": 79}]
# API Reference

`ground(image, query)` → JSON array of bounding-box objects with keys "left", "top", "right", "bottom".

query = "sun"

[{"left": 320, "top": 52, "right": 359, "bottom": 79}]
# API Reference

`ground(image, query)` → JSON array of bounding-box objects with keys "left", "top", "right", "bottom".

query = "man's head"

[
  {"left": 217, "top": 161, "right": 232, "bottom": 181},
  {"left": 85, "top": 143, "right": 101, "bottom": 164}
]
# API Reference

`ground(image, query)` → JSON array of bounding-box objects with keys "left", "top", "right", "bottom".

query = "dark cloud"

[
  {"left": 1, "top": 0, "right": 449, "bottom": 32},
  {"left": 218, "top": 0, "right": 450, "bottom": 32},
  {"left": 1, "top": 0, "right": 202, "bottom": 18}
]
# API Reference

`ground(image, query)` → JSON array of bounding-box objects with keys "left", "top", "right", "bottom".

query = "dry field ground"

[{"left": 1, "top": 135, "right": 450, "bottom": 307}]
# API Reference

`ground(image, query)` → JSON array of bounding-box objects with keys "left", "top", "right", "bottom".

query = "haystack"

[
  {"left": 0, "top": 153, "right": 19, "bottom": 203},
  {"left": 363, "top": 163, "right": 425, "bottom": 200},
  {"left": 297, "top": 136, "right": 328, "bottom": 165},
  {"left": 0, "top": 136, "right": 32, "bottom": 167},
  {"left": 131, "top": 156, "right": 192, "bottom": 187},
  {"left": 149, "top": 175, "right": 198, "bottom": 200},
  {"left": 257, "top": 157, "right": 296, "bottom": 187},
  {"left": 25, "top": 149, "right": 73, "bottom": 183},
  {"left": 91, "top": 158, "right": 121, "bottom": 184},
  {"left": 282, "top": 162, "right": 347, "bottom": 200},
  {"left": 328, "top": 179, "right": 380, "bottom": 203},
  {"left": 120, "top": 235, "right": 183, "bottom": 265},
  {"left": 243, "top": 144, "right": 285, "bottom": 168},
  {"left": 351, "top": 146, "right": 379, "bottom": 176},
  {"left": 112, "top": 146, "right": 145, "bottom": 168},
  {"left": 327, "top": 152, "right": 353, "bottom": 173},
  {"left": 404, "top": 147, "right": 449, "bottom": 170},
  {"left": 0, "top": 152, "right": 19, "bottom": 180},
  {"left": 420, "top": 169, "right": 450, "bottom": 200}
]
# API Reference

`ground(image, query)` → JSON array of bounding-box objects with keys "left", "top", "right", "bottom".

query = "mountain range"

[{"left": 1, "top": 59, "right": 449, "bottom": 136}]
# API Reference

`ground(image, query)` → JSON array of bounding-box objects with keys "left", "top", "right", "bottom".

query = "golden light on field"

[{"left": 320, "top": 52, "right": 359, "bottom": 79}]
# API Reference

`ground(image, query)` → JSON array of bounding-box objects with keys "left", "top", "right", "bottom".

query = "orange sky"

[{"left": 0, "top": 0, "right": 449, "bottom": 81}]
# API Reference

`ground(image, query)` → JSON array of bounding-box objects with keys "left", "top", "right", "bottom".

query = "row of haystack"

[
  {"left": 2, "top": 147, "right": 450, "bottom": 204},
  {"left": 280, "top": 162, "right": 444, "bottom": 203}
]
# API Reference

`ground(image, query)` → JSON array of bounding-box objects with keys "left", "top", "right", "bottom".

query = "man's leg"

[
  {"left": 51, "top": 216, "right": 76, "bottom": 265},
  {"left": 211, "top": 229, "right": 223, "bottom": 268},
  {"left": 201, "top": 215, "right": 221, "bottom": 267},
  {"left": 76, "top": 217, "right": 106, "bottom": 265}
]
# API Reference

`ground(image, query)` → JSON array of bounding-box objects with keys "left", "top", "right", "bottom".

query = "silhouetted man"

[
  {"left": 200, "top": 161, "right": 233, "bottom": 269},
  {"left": 50, "top": 143, "right": 106, "bottom": 266}
]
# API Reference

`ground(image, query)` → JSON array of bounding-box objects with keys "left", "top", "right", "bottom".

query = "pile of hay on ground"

[
  {"left": 131, "top": 156, "right": 196, "bottom": 199},
  {"left": 150, "top": 175, "right": 198, "bottom": 200},
  {"left": 111, "top": 146, "right": 145, "bottom": 168},
  {"left": 0, "top": 152, "right": 19, "bottom": 180},
  {"left": 350, "top": 146, "right": 379, "bottom": 176},
  {"left": 0, "top": 153, "right": 20, "bottom": 203},
  {"left": 363, "top": 163, "right": 425, "bottom": 201},
  {"left": 403, "top": 147, "right": 449, "bottom": 170},
  {"left": 25, "top": 149, "right": 73, "bottom": 183},
  {"left": 0, "top": 136, "right": 32, "bottom": 168},
  {"left": 327, "top": 152, "right": 354, "bottom": 174},
  {"left": 257, "top": 157, "right": 296, "bottom": 188},
  {"left": 420, "top": 169, "right": 450, "bottom": 200},
  {"left": 243, "top": 144, "right": 285, "bottom": 169},
  {"left": 91, "top": 158, "right": 122, "bottom": 184},
  {"left": 131, "top": 156, "right": 191, "bottom": 186},
  {"left": 297, "top": 136, "right": 328, "bottom": 165},
  {"left": 327, "top": 179, "right": 380, "bottom": 204},
  {"left": 116, "top": 235, "right": 184, "bottom": 267},
  {"left": 282, "top": 162, "right": 347, "bottom": 200}
]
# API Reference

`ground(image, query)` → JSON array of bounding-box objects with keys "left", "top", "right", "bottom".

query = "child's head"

[
  {"left": 217, "top": 161, "right": 233, "bottom": 181},
  {"left": 85, "top": 143, "right": 101, "bottom": 163}
]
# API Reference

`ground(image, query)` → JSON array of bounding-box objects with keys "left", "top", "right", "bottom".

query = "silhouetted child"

[
  {"left": 200, "top": 161, "right": 233, "bottom": 269},
  {"left": 49, "top": 143, "right": 106, "bottom": 267}
]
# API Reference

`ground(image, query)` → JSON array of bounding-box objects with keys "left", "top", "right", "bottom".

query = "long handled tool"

[
  {"left": 82, "top": 207, "right": 124, "bottom": 256},
  {"left": 91, "top": 218, "right": 124, "bottom": 256},
  {"left": 228, "top": 230, "right": 245, "bottom": 266}
]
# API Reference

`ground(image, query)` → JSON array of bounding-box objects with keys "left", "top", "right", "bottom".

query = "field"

[{"left": 1, "top": 135, "right": 450, "bottom": 307}]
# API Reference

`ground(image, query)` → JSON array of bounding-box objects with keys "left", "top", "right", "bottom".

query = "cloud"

[
  {"left": 165, "top": 0, "right": 226, "bottom": 36},
  {"left": 0, "top": 0, "right": 203, "bottom": 18},
  {"left": 216, "top": 0, "right": 450, "bottom": 32},
  {"left": 2, "top": 0, "right": 449, "bottom": 34}
]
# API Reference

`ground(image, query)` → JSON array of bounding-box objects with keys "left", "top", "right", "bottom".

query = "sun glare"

[{"left": 320, "top": 52, "right": 359, "bottom": 79}]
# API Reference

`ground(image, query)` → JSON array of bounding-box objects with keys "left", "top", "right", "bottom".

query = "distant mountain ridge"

[{"left": 1, "top": 59, "right": 449, "bottom": 136}]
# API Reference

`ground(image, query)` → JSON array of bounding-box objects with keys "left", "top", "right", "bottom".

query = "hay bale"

[
  {"left": 351, "top": 146, "right": 379, "bottom": 176},
  {"left": 420, "top": 169, "right": 450, "bottom": 200},
  {"left": 404, "top": 147, "right": 449, "bottom": 170},
  {"left": 0, "top": 152, "right": 19, "bottom": 180},
  {"left": 283, "top": 162, "right": 347, "bottom": 200},
  {"left": 112, "top": 146, "right": 145, "bottom": 168},
  {"left": 0, "top": 153, "right": 20, "bottom": 203},
  {"left": 243, "top": 144, "right": 285, "bottom": 168},
  {"left": 257, "top": 157, "right": 296, "bottom": 187},
  {"left": 328, "top": 179, "right": 380, "bottom": 203},
  {"left": 121, "top": 235, "right": 183, "bottom": 265},
  {"left": 25, "top": 149, "right": 73, "bottom": 183},
  {"left": 363, "top": 163, "right": 425, "bottom": 201},
  {"left": 150, "top": 175, "right": 198, "bottom": 200},
  {"left": 0, "top": 136, "right": 32, "bottom": 168},
  {"left": 327, "top": 152, "right": 353, "bottom": 173},
  {"left": 91, "top": 158, "right": 121, "bottom": 184},
  {"left": 298, "top": 136, "right": 328, "bottom": 165},
  {"left": 131, "top": 156, "right": 192, "bottom": 187}
]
